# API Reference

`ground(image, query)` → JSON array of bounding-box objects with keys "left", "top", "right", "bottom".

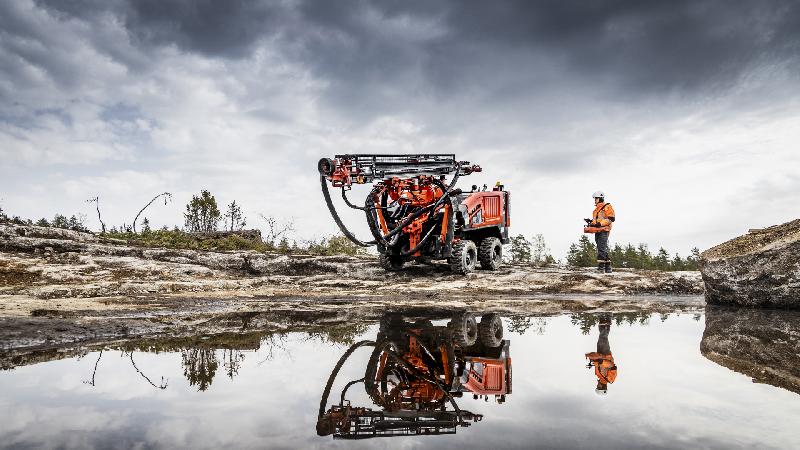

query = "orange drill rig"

[
  {"left": 318, "top": 154, "right": 511, "bottom": 274},
  {"left": 316, "top": 311, "right": 512, "bottom": 439}
]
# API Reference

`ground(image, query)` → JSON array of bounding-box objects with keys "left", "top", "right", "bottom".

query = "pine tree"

[
  {"left": 655, "top": 247, "right": 670, "bottom": 270},
  {"left": 686, "top": 247, "right": 701, "bottom": 270},
  {"left": 184, "top": 190, "right": 221, "bottom": 232},
  {"left": 509, "top": 234, "right": 532, "bottom": 263},
  {"left": 530, "top": 233, "right": 554, "bottom": 266},
  {"left": 671, "top": 253, "right": 686, "bottom": 271},
  {"left": 52, "top": 214, "right": 69, "bottom": 229},
  {"left": 567, "top": 235, "right": 596, "bottom": 267},
  {"left": 223, "top": 200, "right": 246, "bottom": 231}
]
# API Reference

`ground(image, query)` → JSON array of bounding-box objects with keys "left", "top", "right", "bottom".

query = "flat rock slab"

[
  {"left": 0, "top": 223, "right": 703, "bottom": 303},
  {"left": 700, "top": 219, "right": 800, "bottom": 308}
]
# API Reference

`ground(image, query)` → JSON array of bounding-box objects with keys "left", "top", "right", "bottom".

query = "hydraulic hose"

[
  {"left": 380, "top": 174, "right": 457, "bottom": 244},
  {"left": 320, "top": 175, "right": 375, "bottom": 247},
  {"left": 322, "top": 162, "right": 462, "bottom": 251},
  {"left": 318, "top": 340, "right": 377, "bottom": 419},
  {"left": 399, "top": 214, "right": 440, "bottom": 256},
  {"left": 365, "top": 186, "right": 390, "bottom": 249},
  {"left": 340, "top": 377, "right": 366, "bottom": 406},
  {"left": 341, "top": 187, "right": 368, "bottom": 211}
]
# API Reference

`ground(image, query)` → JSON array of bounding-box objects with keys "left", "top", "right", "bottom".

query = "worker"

[
  {"left": 585, "top": 315, "right": 617, "bottom": 395},
  {"left": 584, "top": 191, "right": 615, "bottom": 273}
]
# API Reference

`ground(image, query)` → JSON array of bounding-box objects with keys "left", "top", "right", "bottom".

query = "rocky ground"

[{"left": 1, "top": 223, "right": 704, "bottom": 364}]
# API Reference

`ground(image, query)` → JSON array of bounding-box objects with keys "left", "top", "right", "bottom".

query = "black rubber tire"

[
  {"left": 448, "top": 312, "right": 478, "bottom": 347},
  {"left": 379, "top": 253, "right": 405, "bottom": 271},
  {"left": 478, "top": 313, "right": 503, "bottom": 348},
  {"left": 379, "top": 313, "right": 403, "bottom": 333},
  {"left": 449, "top": 240, "right": 477, "bottom": 275},
  {"left": 478, "top": 237, "right": 503, "bottom": 270}
]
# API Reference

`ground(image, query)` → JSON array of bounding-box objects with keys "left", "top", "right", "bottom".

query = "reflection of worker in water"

[{"left": 585, "top": 316, "right": 617, "bottom": 395}]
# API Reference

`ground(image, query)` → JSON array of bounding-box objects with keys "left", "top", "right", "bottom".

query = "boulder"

[
  {"left": 700, "top": 306, "right": 800, "bottom": 394},
  {"left": 700, "top": 219, "right": 800, "bottom": 308}
]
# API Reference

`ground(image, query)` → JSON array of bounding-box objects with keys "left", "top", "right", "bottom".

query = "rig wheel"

[
  {"left": 448, "top": 312, "right": 478, "bottom": 347},
  {"left": 449, "top": 240, "right": 477, "bottom": 274},
  {"left": 478, "top": 237, "right": 503, "bottom": 270},
  {"left": 478, "top": 313, "right": 504, "bottom": 348},
  {"left": 379, "top": 253, "right": 405, "bottom": 271}
]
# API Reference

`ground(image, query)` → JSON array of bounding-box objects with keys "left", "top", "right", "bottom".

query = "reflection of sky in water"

[{"left": 1, "top": 314, "right": 799, "bottom": 449}]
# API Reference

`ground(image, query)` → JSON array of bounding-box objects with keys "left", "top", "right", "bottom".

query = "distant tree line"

[
  {"left": 0, "top": 207, "right": 89, "bottom": 233},
  {"left": 566, "top": 235, "right": 700, "bottom": 271},
  {"left": 1, "top": 191, "right": 364, "bottom": 257},
  {"left": 507, "top": 233, "right": 557, "bottom": 266}
]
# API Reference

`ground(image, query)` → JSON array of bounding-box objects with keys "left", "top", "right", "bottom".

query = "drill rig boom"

[{"left": 318, "top": 154, "right": 481, "bottom": 187}]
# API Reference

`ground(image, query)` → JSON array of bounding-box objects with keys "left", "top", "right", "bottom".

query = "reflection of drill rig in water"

[
  {"left": 317, "top": 312, "right": 512, "bottom": 439},
  {"left": 318, "top": 154, "right": 511, "bottom": 274}
]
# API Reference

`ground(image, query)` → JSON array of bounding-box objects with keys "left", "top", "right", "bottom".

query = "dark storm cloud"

[
  {"left": 292, "top": 0, "right": 800, "bottom": 116},
  {"left": 122, "top": 0, "right": 288, "bottom": 58},
  {"left": 19, "top": 0, "right": 800, "bottom": 118}
]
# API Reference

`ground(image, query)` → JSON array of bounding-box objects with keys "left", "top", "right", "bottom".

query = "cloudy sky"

[{"left": 1, "top": 0, "right": 799, "bottom": 258}]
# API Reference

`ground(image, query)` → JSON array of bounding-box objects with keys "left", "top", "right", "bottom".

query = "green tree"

[
  {"left": 509, "top": 234, "right": 531, "bottom": 263},
  {"left": 654, "top": 247, "right": 670, "bottom": 270},
  {"left": 35, "top": 218, "right": 50, "bottom": 227},
  {"left": 530, "top": 234, "right": 555, "bottom": 266},
  {"left": 223, "top": 200, "right": 246, "bottom": 231},
  {"left": 324, "top": 235, "right": 364, "bottom": 255},
  {"left": 141, "top": 217, "right": 151, "bottom": 233},
  {"left": 685, "top": 247, "right": 701, "bottom": 270},
  {"left": 184, "top": 190, "right": 221, "bottom": 232},
  {"left": 52, "top": 214, "right": 69, "bottom": 229},
  {"left": 181, "top": 348, "right": 218, "bottom": 392},
  {"left": 637, "top": 244, "right": 653, "bottom": 269},
  {"left": 671, "top": 253, "right": 686, "bottom": 271},
  {"left": 278, "top": 237, "right": 290, "bottom": 253},
  {"left": 566, "top": 235, "right": 597, "bottom": 267},
  {"left": 67, "top": 214, "right": 87, "bottom": 232}
]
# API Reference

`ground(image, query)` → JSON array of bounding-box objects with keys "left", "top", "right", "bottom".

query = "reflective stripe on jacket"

[
  {"left": 592, "top": 202, "right": 615, "bottom": 231},
  {"left": 585, "top": 352, "right": 617, "bottom": 384}
]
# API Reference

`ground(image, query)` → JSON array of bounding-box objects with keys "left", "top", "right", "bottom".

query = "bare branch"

[
  {"left": 133, "top": 192, "right": 172, "bottom": 233},
  {"left": 86, "top": 197, "right": 106, "bottom": 233},
  {"left": 128, "top": 351, "right": 168, "bottom": 389},
  {"left": 82, "top": 349, "right": 103, "bottom": 387},
  {"left": 258, "top": 214, "right": 295, "bottom": 244}
]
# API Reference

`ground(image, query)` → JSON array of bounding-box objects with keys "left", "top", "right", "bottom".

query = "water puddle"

[{"left": 1, "top": 306, "right": 799, "bottom": 449}]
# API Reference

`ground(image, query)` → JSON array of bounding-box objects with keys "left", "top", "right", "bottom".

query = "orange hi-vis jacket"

[
  {"left": 584, "top": 202, "right": 615, "bottom": 233},
  {"left": 585, "top": 352, "right": 617, "bottom": 384}
]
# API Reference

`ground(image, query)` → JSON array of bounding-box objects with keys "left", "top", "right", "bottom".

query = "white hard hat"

[
  {"left": 592, "top": 191, "right": 605, "bottom": 198},
  {"left": 595, "top": 388, "right": 608, "bottom": 396}
]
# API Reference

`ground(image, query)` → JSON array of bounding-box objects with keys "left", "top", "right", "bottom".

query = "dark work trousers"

[
  {"left": 597, "top": 322, "right": 611, "bottom": 354},
  {"left": 595, "top": 231, "right": 610, "bottom": 262}
]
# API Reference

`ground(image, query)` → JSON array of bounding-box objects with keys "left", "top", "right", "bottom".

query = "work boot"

[{"left": 604, "top": 262, "right": 613, "bottom": 274}]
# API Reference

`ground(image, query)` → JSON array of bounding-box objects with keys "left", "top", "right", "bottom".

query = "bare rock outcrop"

[
  {"left": 700, "top": 219, "right": 800, "bottom": 308},
  {"left": 1, "top": 223, "right": 703, "bottom": 300},
  {"left": 701, "top": 306, "right": 800, "bottom": 394}
]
